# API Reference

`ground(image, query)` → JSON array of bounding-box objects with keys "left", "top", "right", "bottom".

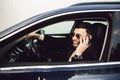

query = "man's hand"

[
  {"left": 68, "top": 36, "right": 91, "bottom": 62},
  {"left": 75, "top": 35, "right": 90, "bottom": 55},
  {"left": 23, "top": 33, "right": 37, "bottom": 38},
  {"left": 23, "top": 33, "right": 44, "bottom": 41}
]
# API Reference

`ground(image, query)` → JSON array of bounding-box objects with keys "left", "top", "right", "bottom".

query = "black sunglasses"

[{"left": 71, "top": 33, "right": 81, "bottom": 39}]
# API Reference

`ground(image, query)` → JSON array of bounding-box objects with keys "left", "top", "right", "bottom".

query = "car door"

[{"left": 0, "top": 3, "right": 120, "bottom": 80}]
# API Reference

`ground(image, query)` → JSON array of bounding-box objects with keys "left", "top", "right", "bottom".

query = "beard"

[{"left": 73, "top": 41, "right": 79, "bottom": 47}]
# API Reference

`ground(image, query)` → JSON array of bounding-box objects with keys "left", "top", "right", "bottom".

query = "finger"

[
  {"left": 86, "top": 36, "right": 90, "bottom": 46},
  {"left": 83, "top": 37, "right": 86, "bottom": 43},
  {"left": 83, "top": 36, "right": 88, "bottom": 46},
  {"left": 82, "top": 37, "right": 86, "bottom": 46},
  {"left": 79, "top": 38, "right": 82, "bottom": 45},
  {"left": 86, "top": 36, "right": 89, "bottom": 43}
]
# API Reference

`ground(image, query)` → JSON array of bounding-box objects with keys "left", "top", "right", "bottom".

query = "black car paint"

[
  {"left": 0, "top": 62, "right": 120, "bottom": 80},
  {"left": 0, "top": 2, "right": 120, "bottom": 80}
]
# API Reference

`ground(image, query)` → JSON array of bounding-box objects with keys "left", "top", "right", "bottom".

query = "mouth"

[{"left": 73, "top": 41, "right": 78, "bottom": 47}]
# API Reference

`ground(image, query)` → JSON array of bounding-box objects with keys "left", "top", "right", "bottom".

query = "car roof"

[{"left": 70, "top": 2, "right": 120, "bottom": 6}]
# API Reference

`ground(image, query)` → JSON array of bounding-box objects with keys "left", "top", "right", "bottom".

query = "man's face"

[{"left": 72, "top": 28, "right": 88, "bottom": 47}]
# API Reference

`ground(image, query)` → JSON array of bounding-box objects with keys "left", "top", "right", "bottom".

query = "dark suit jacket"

[
  {"left": 43, "top": 35, "right": 100, "bottom": 62},
  {"left": 66, "top": 42, "right": 100, "bottom": 62}
]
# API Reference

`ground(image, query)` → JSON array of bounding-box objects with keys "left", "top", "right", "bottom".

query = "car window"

[
  {"left": 110, "top": 11, "right": 120, "bottom": 61},
  {"left": 41, "top": 21, "right": 75, "bottom": 34},
  {"left": 0, "top": 12, "right": 110, "bottom": 64}
]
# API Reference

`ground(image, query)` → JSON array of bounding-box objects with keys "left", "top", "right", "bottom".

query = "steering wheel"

[{"left": 15, "top": 37, "right": 48, "bottom": 62}]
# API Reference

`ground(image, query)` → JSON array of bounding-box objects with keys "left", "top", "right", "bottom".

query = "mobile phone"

[{"left": 87, "top": 35, "right": 91, "bottom": 45}]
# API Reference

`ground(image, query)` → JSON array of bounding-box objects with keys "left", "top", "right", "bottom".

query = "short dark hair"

[{"left": 75, "top": 22, "right": 92, "bottom": 35}]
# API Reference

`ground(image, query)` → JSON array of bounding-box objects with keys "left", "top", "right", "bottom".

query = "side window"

[
  {"left": 0, "top": 13, "right": 110, "bottom": 64},
  {"left": 41, "top": 21, "right": 75, "bottom": 34},
  {"left": 110, "top": 11, "right": 120, "bottom": 61}
]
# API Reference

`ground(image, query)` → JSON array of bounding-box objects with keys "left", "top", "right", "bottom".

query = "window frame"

[{"left": 0, "top": 11, "right": 112, "bottom": 65}]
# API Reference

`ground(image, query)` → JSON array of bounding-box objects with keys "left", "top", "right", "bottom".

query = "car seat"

[{"left": 92, "top": 23, "right": 106, "bottom": 52}]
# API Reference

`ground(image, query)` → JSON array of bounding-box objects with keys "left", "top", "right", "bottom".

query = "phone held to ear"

[
  {"left": 78, "top": 35, "right": 91, "bottom": 45},
  {"left": 87, "top": 35, "right": 91, "bottom": 45}
]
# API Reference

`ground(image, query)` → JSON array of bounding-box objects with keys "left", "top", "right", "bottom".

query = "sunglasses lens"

[
  {"left": 71, "top": 33, "right": 80, "bottom": 39},
  {"left": 76, "top": 34, "right": 80, "bottom": 39}
]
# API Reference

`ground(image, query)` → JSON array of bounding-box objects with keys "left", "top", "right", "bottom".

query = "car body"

[{"left": 0, "top": 2, "right": 120, "bottom": 80}]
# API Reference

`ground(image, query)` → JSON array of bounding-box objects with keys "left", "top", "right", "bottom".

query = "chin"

[{"left": 73, "top": 43, "right": 78, "bottom": 47}]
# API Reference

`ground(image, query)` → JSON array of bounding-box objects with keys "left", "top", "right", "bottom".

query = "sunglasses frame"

[{"left": 71, "top": 33, "right": 81, "bottom": 39}]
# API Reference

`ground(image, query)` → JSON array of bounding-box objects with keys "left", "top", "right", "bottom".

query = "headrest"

[{"left": 92, "top": 23, "right": 106, "bottom": 43}]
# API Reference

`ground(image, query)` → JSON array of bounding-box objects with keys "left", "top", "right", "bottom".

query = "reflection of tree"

[{"left": 110, "top": 43, "right": 120, "bottom": 61}]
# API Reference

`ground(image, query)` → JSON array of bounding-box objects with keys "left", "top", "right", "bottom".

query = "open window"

[{"left": 0, "top": 12, "right": 110, "bottom": 64}]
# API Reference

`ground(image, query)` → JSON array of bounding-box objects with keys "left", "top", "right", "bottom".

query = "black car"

[{"left": 0, "top": 2, "right": 120, "bottom": 80}]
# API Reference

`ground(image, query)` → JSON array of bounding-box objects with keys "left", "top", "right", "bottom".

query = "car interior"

[{"left": 0, "top": 16, "right": 108, "bottom": 64}]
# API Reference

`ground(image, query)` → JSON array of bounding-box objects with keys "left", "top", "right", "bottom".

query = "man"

[
  {"left": 24, "top": 22, "right": 99, "bottom": 62},
  {"left": 67, "top": 22, "right": 99, "bottom": 62}
]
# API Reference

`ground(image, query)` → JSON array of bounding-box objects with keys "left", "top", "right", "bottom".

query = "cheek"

[
  {"left": 73, "top": 43, "right": 78, "bottom": 47},
  {"left": 73, "top": 40, "right": 79, "bottom": 47},
  {"left": 72, "top": 37, "right": 79, "bottom": 42}
]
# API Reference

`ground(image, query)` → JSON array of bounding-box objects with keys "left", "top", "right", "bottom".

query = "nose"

[{"left": 72, "top": 35, "right": 77, "bottom": 40}]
